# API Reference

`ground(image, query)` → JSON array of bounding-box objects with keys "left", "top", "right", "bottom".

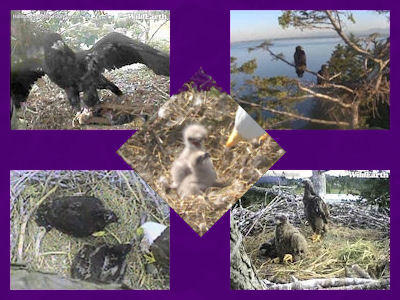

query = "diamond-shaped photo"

[
  {"left": 118, "top": 70, "right": 285, "bottom": 236},
  {"left": 231, "top": 170, "right": 390, "bottom": 290}
]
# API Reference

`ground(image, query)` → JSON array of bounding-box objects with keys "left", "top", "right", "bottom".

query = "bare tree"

[{"left": 311, "top": 170, "right": 327, "bottom": 195}]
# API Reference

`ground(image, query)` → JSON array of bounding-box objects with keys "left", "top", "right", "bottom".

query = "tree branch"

[
  {"left": 325, "top": 10, "right": 383, "bottom": 66},
  {"left": 318, "top": 83, "right": 354, "bottom": 94},
  {"left": 263, "top": 277, "right": 389, "bottom": 290},
  {"left": 237, "top": 99, "right": 350, "bottom": 127},
  {"left": 297, "top": 83, "right": 352, "bottom": 108}
]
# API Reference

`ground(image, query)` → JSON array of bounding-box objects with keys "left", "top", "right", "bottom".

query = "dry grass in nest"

[
  {"left": 244, "top": 224, "right": 389, "bottom": 284},
  {"left": 14, "top": 67, "right": 169, "bottom": 130},
  {"left": 118, "top": 87, "right": 285, "bottom": 235},
  {"left": 10, "top": 170, "right": 170, "bottom": 290}
]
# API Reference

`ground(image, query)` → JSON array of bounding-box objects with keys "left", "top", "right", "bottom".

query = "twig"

[
  {"left": 39, "top": 251, "right": 69, "bottom": 256},
  {"left": 151, "top": 83, "right": 169, "bottom": 99},
  {"left": 105, "top": 228, "right": 122, "bottom": 244}
]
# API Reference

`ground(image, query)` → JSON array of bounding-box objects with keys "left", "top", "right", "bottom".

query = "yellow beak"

[{"left": 226, "top": 128, "right": 242, "bottom": 148}]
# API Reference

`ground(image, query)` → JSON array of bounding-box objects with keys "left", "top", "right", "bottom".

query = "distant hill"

[{"left": 231, "top": 27, "right": 389, "bottom": 45}]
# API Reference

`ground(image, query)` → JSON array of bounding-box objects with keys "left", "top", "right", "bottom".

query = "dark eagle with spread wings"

[
  {"left": 302, "top": 179, "right": 330, "bottom": 242},
  {"left": 11, "top": 30, "right": 169, "bottom": 122},
  {"left": 294, "top": 46, "right": 306, "bottom": 78}
]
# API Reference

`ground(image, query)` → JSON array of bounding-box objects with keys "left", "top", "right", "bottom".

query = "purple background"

[{"left": 1, "top": 1, "right": 397, "bottom": 298}]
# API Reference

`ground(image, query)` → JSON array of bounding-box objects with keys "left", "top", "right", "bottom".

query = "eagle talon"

[
  {"left": 283, "top": 254, "right": 293, "bottom": 263},
  {"left": 258, "top": 133, "right": 270, "bottom": 144},
  {"left": 311, "top": 233, "right": 321, "bottom": 243},
  {"left": 144, "top": 252, "right": 156, "bottom": 264},
  {"left": 92, "top": 231, "right": 106, "bottom": 237}
]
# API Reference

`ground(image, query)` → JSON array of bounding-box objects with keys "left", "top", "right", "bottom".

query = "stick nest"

[
  {"left": 14, "top": 67, "right": 169, "bottom": 130},
  {"left": 232, "top": 188, "right": 390, "bottom": 284},
  {"left": 10, "top": 170, "right": 170, "bottom": 290}
]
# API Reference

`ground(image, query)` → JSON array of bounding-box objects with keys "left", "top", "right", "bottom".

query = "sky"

[{"left": 231, "top": 10, "right": 390, "bottom": 43}]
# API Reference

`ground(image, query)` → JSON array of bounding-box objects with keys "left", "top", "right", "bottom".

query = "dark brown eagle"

[
  {"left": 71, "top": 243, "right": 132, "bottom": 283},
  {"left": 259, "top": 237, "right": 278, "bottom": 259},
  {"left": 274, "top": 215, "right": 308, "bottom": 263},
  {"left": 11, "top": 30, "right": 169, "bottom": 118},
  {"left": 302, "top": 179, "right": 330, "bottom": 242},
  {"left": 294, "top": 46, "right": 306, "bottom": 78},
  {"left": 317, "top": 64, "right": 329, "bottom": 85},
  {"left": 35, "top": 196, "right": 118, "bottom": 237}
]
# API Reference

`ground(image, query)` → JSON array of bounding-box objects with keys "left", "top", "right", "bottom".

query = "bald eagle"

[
  {"left": 35, "top": 196, "right": 118, "bottom": 237},
  {"left": 226, "top": 106, "right": 269, "bottom": 147},
  {"left": 139, "top": 222, "right": 170, "bottom": 273},
  {"left": 302, "top": 180, "right": 330, "bottom": 242},
  {"left": 71, "top": 243, "right": 132, "bottom": 283},
  {"left": 294, "top": 46, "right": 306, "bottom": 78},
  {"left": 317, "top": 64, "right": 329, "bottom": 85},
  {"left": 11, "top": 31, "right": 170, "bottom": 112}
]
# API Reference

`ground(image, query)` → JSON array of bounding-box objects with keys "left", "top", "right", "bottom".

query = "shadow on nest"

[{"left": 118, "top": 87, "right": 285, "bottom": 235}]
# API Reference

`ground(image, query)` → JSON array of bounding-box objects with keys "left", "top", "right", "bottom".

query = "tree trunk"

[
  {"left": 311, "top": 171, "right": 326, "bottom": 196},
  {"left": 230, "top": 214, "right": 265, "bottom": 290}
]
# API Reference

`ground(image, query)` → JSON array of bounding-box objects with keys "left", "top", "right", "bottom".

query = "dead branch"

[
  {"left": 237, "top": 99, "right": 350, "bottom": 127},
  {"left": 263, "top": 277, "right": 389, "bottom": 290},
  {"left": 232, "top": 187, "right": 389, "bottom": 235},
  {"left": 317, "top": 82, "right": 354, "bottom": 94},
  {"left": 297, "top": 83, "right": 352, "bottom": 108}
]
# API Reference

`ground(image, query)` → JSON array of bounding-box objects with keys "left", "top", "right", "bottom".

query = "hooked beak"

[{"left": 226, "top": 128, "right": 241, "bottom": 148}]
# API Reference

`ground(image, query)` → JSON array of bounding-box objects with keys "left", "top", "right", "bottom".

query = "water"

[
  {"left": 323, "top": 193, "right": 360, "bottom": 204},
  {"left": 231, "top": 37, "right": 345, "bottom": 129}
]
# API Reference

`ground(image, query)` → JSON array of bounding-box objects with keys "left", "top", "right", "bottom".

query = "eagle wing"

[
  {"left": 85, "top": 32, "right": 169, "bottom": 76},
  {"left": 11, "top": 55, "right": 46, "bottom": 108},
  {"left": 314, "top": 196, "right": 330, "bottom": 223},
  {"left": 294, "top": 50, "right": 306, "bottom": 67}
]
